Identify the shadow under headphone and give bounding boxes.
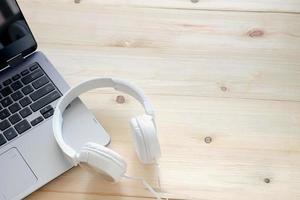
[53,78,161,182]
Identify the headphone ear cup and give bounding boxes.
[77,142,127,182]
[130,115,161,164]
[130,117,148,163]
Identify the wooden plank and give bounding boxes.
[27,93,300,199]
[17,1,300,200]
[18,2,300,101]
[18,0,300,13]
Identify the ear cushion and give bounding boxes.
[130,115,161,164]
[77,142,127,182]
[130,117,147,162]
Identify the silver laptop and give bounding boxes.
[0,1,110,199]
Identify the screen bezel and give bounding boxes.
[0,0,37,69]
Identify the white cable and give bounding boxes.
[123,174,165,200]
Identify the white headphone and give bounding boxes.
[52,78,161,182]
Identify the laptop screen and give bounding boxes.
[0,0,37,70]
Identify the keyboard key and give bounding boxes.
[12,74,21,81]
[11,81,23,91]
[0,134,6,146]
[21,69,30,76]
[19,107,32,118]
[21,69,43,84]
[0,109,10,120]
[30,91,61,112]
[0,87,12,97]
[1,97,13,107]
[3,128,17,141]
[9,113,21,124]
[40,105,53,115]
[3,79,11,86]
[30,83,55,101]
[0,120,10,131]
[15,120,31,134]
[21,85,34,95]
[8,103,21,114]
[30,64,39,71]
[31,116,44,126]
[43,109,54,119]
[11,91,24,101]
[19,97,32,107]
[32,76,49,89]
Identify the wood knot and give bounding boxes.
[191,0,199,3]
[116,95,125,104]
[74,0,81,3]
[220,86,228,92]
[248,29,264,38]
[264,178,271,184]
[204,137,212,144]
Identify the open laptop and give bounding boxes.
[0,1,111,199]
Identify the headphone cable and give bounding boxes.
[123,174,167,200]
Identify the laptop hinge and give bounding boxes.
[7,53,24,68]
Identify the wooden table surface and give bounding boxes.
[19,0,300,199]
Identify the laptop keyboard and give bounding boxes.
[0,63,61,147]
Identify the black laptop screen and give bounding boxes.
[0,0,37,69]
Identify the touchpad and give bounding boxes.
[0,148,37,200]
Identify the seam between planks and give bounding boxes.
[74,3,300,15]
[37,189,180,200]
[76,91,300,104]
[108,5,300,15]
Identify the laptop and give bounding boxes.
[0,1,111,199]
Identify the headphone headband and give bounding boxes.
[53,78,155,163]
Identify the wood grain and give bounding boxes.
[16,0,300,200]
[19,0,300,13]
[28,93,300,200]
[19,1,300,102]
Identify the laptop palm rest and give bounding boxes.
[0,148,37,200]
